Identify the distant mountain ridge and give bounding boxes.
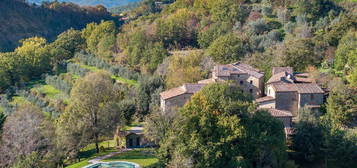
[27,0,142,8]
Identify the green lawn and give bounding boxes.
[10,96,30,106]
[80,64,100,72]
[65,140,117,168]
[103,148,159,168]
[78,63,138,86]
[111,75,138,86]
[35,85,61,98]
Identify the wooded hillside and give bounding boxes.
[0,0,114,52]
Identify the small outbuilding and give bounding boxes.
[119,127,152,149]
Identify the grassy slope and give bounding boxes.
[79,64,138,86]
[66,140,117,168]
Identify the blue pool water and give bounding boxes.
[84,162,138,168]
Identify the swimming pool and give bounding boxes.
[83,161,140,168]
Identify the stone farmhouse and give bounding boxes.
[160,63,325,136]
[256,67,324,116]
[160,62,265,114]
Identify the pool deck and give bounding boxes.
[84,149,140,168]
[83,161,140,168]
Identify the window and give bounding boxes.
[250,80,253,84]
[240,81,243,85]
[268,89,270,95]
[237,75,240,77]
[310,94,314,100]
[249,89,253,93]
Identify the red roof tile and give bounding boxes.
[271,83,324,94]
[272,67,293,75]
[261,108,293,117]
[160,83,206,100]
[213,62,264,78]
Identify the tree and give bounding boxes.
[144,110,175,145]
[136,75,164,119]
[326,83,357,129]
[198,21,232,48]
[116,99,136,124]
[334,30,357,86]
[141,42,169,73]
[56,71,124,155]
[292,107,324,163]
[165,50,208,88]
[279,38,318,71]
[156,8,198,48]
[0,104,53,167]
[206,33,246,63]
[334,30,357,70]
[82,21,117,60]
[49,29,85,67]
[10,152,42,168]
[15,37,52,77]
[209,0,241,23]
[157,83,287,167]
[242,110,287,168]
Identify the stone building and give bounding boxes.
[159,65,325,137]
[120,127,152,148]
[160,83,206,114]
[160,62,265,114]
[256,67,324,116]
[210,62,265,98]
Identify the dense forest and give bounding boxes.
[0,0,356,167]
[0,0,115,52]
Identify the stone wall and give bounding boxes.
[298,93,324,109]
[161,93,193,114]
[216,74,263,98]
[275,92,299,116]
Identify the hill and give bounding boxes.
[0,0,114,52]
[27,0,142,8]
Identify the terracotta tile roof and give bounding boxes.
[272,67,293,75]
[295,83,324,94]
[232,62,264,78]
[183,83,206,93]
[160,83,206,100]
[267,71,295,84]
[262,108,293,117]
[213,62,264,78]
[271,83,297,92]
[160,87,186,100]
[268,68,313,84]
[214,64,245,77]
[255,96,275,103]
[271,83,324,94]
